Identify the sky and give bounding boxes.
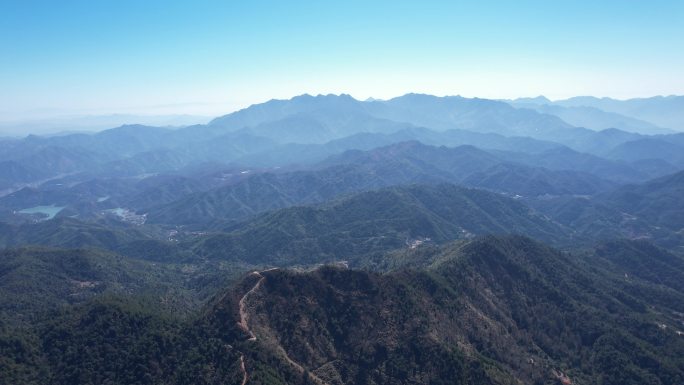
[1,0,683,120]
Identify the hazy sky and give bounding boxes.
[1,0,683,119]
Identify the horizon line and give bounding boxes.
[3,92,683,124]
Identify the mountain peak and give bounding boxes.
[512,95,551,104]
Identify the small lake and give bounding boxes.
[18,204,65,220]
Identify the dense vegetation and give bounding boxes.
[190,183,569,265]
[2,236,684,384]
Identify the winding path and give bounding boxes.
[238,271,264,341]
[236,268,328,385]
[234,271,264,385]
[239,354,248,385]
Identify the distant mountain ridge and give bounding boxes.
[509,94,684,132]
[510,103,673,135]
[2,93,684,194]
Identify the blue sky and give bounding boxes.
[1,0,683,118]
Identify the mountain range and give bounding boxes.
[3,93,684,194]
[2,92,684,384]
